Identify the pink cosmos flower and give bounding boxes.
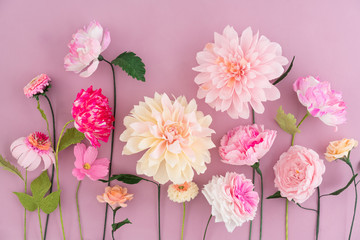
[293,76,346,130]
[64,20,111,77]
[202,172,259,232]
[10,132,55,171]
[72,86,114,148]
[23,74,51,98]
[219,124,276,166]
[72,143,109,181]
[193,26,288,119]
[274,145,325,203]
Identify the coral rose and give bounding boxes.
[325,138,358,162]
[97,185,133,209]
[274,145,325,203]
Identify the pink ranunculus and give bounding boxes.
[193,26,288,119]
[274,145,325,203]
[293,76,346,130]
[23,74,51,98]
[64,20,111,77]
[202,172,259,232]
[72,143,110,181]
[97,185,134,209]
[219,124,276,166]
[72,86,114,148]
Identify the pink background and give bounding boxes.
[1,0,359,239]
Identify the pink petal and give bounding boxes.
[101,30,111,52]
[74,143,86,168]
[79,60,99,78]
[86,165,109,180]
[84,146,99,165]
[72,168,85,181]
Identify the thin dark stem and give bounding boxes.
[252,108,255,124]
[255,167,263,240]
[348,161,357,240]
[296,203,317,212]
[316,187,320,240]
[158,184,161,240]
[76,181,84,240]
[203,214,212,240]
[249,167,255,240]
[112,210,116,240]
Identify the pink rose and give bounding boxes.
[219,124,276,166]
[274,145,325,203]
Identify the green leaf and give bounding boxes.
[273,56,295,85]
[13,192,37,211]
[30,171,51,201]
[275,106,300,135]
[112,52,146,82]
[267,191,284,199]
[37,99,50,139]
[0,155,24,181]
[39,190,61,214]
[58,127,85,152]
[112,218,132,232]
[324,174,358,196]
[103,174,146,184]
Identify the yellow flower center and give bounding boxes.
[83,163,91,170]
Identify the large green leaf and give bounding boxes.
[39,190,61,214]
[30,171,51,201]
[275,106,300,135]
[58,127,85,152]
[323,174,358,197]
[101,174,146,184]
[13,192,37,211]
[0,155,23,181]
[112,52,146,82]
[112,218,132,232]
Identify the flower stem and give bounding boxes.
[255,167,264,240]
[249,167,255,240]
[316,187,320,240]
[347,159,357,240]
[203,214,212,240]
[112,209,116,240]
[285,199,289,240]
[291,112,310,146]
[24,170,27,240]
[158,184,161,240]
[38,208,44,240]
[76,181,84,240]
[181,202,185,240]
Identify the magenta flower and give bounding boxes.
[23,74,51,98]
[193,26,288,119]
[72,86,114,147]
[219,124,276,166]
[293,76,346,130]
[64,20,111,77]
[72,143,109,181]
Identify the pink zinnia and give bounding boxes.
[72,86,114,148]
[193,26,288,119]
[64,20,111,77]
[23,74,51,98]
[219,124,276,166]
[72,143,110,181]
[293,76,346,130]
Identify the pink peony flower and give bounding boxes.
[72,143,110,181]
[293,76,346,130]
[72,86,114,148]
[274,145,325,203]
[97,185,134,209]
[23,74,51,98]
[10,132,55,171]
[64,20,111,77]
[193,26,288,119]
[202,172,259,232]
[219,124,276,166]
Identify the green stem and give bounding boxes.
[255,167,263,240]
[24,170,27,240]
[285,199,289,240]
[112,209,116,240]
[38,208,44,240]
[158,184,161,240]
[181,202,185,240]
[249,167,255,240]
[296,203,317,212]
[316,187,320,240]
[203,214,212,240]
[291,112,310,146]
[347,161,357,240]
[76,181,84,240]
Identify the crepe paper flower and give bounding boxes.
[10,132,55,171]
[274,145,325,203]
[193,25,288,119]
[64,20,111,77]
[293,76,346,131]
[202,172,259,232]
[23,74,51,98]
[219,124,276,166]
[168,182,199,203]
[325,138,358,162]
[72,86,114,148]
[120,93,215,184]
[97,185,134,209]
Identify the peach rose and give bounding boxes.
[325,138,358,162]
[97,185,133,209]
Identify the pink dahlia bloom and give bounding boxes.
[202,172,259,232]
[72,143,110,181]
[274,145,325,203]
[193,26,288,119]
[64,20,111,77]
[10,132,55,171]
[72,86,114,148]
[23,74,51,98]
[293,76,346,130]
[219,124,276,166]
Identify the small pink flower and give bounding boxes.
[274,145,325,203]
[64,20,111,77]
[97,185,134,209]
[193,26,288,119]
[23,74,51,98]
[219,124,276,166]
[72,86,114,148]
[10,132,55,171]
[293,76,346,130]
[72,143,109,181]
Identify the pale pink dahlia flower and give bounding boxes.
[274,145,325,203]
[120,93,215,184]
[64,20,111,77]
[219,124,276,166]
[23,74,51,98]
[193,26,288,119]
[202,172,259,232]
[293,76,346,130]
[72,86,114,148]
[10,132,55,171]
[72,143,110,181]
